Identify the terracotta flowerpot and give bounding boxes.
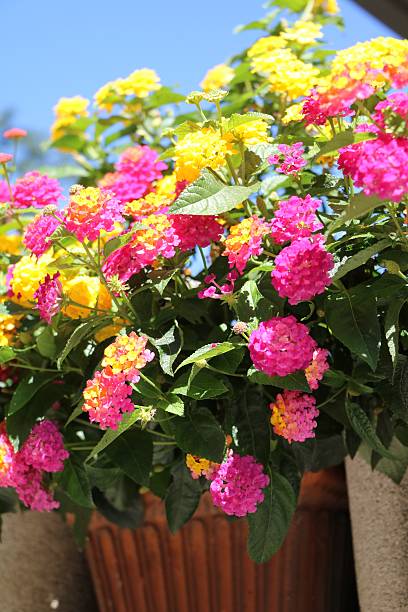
[86,465,358,612]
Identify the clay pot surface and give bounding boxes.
[87,465,358,612]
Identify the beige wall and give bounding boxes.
[0,511,97,612]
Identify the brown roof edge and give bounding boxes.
[354,0,408,37]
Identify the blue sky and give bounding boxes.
[3,0,395,133]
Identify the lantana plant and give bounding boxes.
[0,0,408,563]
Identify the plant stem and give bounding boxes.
[198,246,209,273]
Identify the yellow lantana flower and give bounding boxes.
[281,20,323,46]
[200,64,234,92]
[174,127,234,182]
[0,314,20,347]
[62,276,111,319]
[9,254,53,308]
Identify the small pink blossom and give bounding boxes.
[20,420,69,473]
[13,171,62,209]
[23,213,61,257]
[305,348,330,390]
[0,153,13,164]
[3,128,27,139]
[249,315,317,377]
[270,195,323,244]
[64,186,124,242]
[34,273,63,323]
[270,390,319,443]
[82,367,135,429]
[271,234,334,305]
[210,450,269,517]
[198,270,237,300]
[170,214,222,251]
[268,142,307,175]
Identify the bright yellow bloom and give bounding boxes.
[102,331,153,380]
[247,35,286,59]
[155,173,178,199]
[282,103,304,124]
[174,127,234,182]
[200,64,234,92]
[116,68,161,98]
[9,254,52,307]
[281,20,323,46]
[1,235,21,255]
[186,454,218,480]
[94,79,123,112]
[62,276,111,319]
[251,48,319,99]
[226,118,270,146]
[331,37,408,83]
[314,0,339,15]
[51,96,89,142]
[125,192,170,217]
[0,314,20,346]
[94,321,126,343]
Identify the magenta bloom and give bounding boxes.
[302,81,374,126]
[100,145,167,204]
[23,213,61,257]
[249,315,316,377]
[82,367,135,429]
[270,195,323,244]
[210,450,269,517]
[0,179,11,203]
[372,93,408,134]
[13,171,62,209]
[34,273,63,323]
[338,134,408,202]
[20,420,69,473]
[268,142,307,175]
[198,270,238,300]
[270,390,319,443]
[271,234,333,305]
[170,214,222,251]
[64,186,124,242]
[305,348,330,390]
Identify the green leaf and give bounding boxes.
[56,317,110,369]
[269,0,308,11]
[87,409,144,459]
[103,223,147,258]
[325,290,380,370]
[235,280,276,321]
[345,399,395,460]
[92,488,144,529]
[36,327,57,359]
[8,372,58,415]
[223,112,273,133]
[0,346,15,365]
[329,193,385,232]
[385,298,406,378]
[317,129,354,156]
[59,457,94,509]
[157,393,185,416]
[174,406,225,462]
[236,388,270,464]
[50,134,85,151]
[144,86,185,109]
[36,164,88,179]
[176,341,237,371]
[172,369,228,400]
[106,429,153,486]
[247,367,310,392]
[168,170,259,216]
[165,462,201,533]
[332,238,392,282]
[247,472,296,563]
[150,323,183,376]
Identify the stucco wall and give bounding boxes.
[0,511,97,612]
[346,455,408,612]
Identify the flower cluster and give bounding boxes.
[102,331,154,382]
[186,454,219,480]
[51,95,89,142]
[305,348,330,390]
[7,253,53,307]
[170,214,222,251]
[95,68,161,111]
[210,451,269,517]
[61,276,111,319]
[23,212,61,258]
[174,127,233,182]
[200,64,234,91]
[0,421,68,511]
[0,313,20,346]
[271,234,334,305]
[34,273,63,323]
[270,391,319,443]
[270,195,323,244]
[12,172,62,209]
[223,216,270,274]
[64,186,124,242]
[248,316,316,377]
[268,142,307,175]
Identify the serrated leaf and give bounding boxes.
[56,317,110,369]
[247,367,310,392]
[106,429,153,486]
[317,129,354,156]
[0,346,15,365]
[247,472,296,563]
[172,369,228,400]
[87,409,144,459]
[165,462,201,533]
[8,372,58,415]
[150,322,183,376]
[329,193,385,233]
[59,457,94,509]
[223,112,273,133]
[385,298,406,378]
[236,388,270,464]
[173,406,225,462]
[157,393,185,416]
[169,170,259,215]
[332,238,392,281]
[325,290,380,371]
[345,399,395,459]
[36,327,57,359]
[144,86,185,109]
[176,341,237,371]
